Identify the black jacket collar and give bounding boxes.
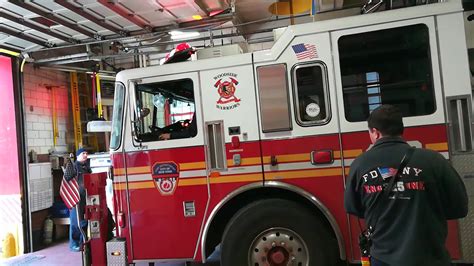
[373,136,407,148]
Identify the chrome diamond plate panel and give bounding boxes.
[451,153,474,262]
[106,238,127,266]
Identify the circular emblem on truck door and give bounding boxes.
[157,177,177,195]
[305,103,320,117]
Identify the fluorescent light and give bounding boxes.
[169,31,200,40]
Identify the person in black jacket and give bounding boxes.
[159,112,197,140]
[344,105,468,266]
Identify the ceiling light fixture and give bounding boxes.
[169,31,200,40]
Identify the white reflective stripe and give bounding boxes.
[113,174,151,183]
[127,174,151,182]
[114,160,345,183]
[220,165,262,176]
[113,151,451,184]
[263,160,342,172]
[114,175,126,183]
[344,159,355,167]
[114,171,207,183]
[180,169,207,178]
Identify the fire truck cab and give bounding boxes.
[105,1,474,264]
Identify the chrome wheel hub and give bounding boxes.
[248,227,309,266]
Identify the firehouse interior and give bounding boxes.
[0,0,473,265]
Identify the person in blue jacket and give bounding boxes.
[68,148,91,252]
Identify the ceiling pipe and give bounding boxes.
[39,65,116,75]
[33,52,91,64]
[108,28,274,50]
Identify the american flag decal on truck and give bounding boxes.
[292,43,318,60]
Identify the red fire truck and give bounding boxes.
[92,1,474,265]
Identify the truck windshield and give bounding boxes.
[110,82,125,150]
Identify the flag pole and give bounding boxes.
[76,206,87,246]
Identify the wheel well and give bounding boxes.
[204,186,340,259]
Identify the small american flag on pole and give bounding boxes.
[60,177,80,209]
[292,43,318,60]
[60,158,80,209]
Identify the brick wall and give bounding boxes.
[23,65,71,155]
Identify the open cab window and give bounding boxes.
[134,78,197,142]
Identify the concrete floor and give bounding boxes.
[0,241,218,266]
[1,241,81,266]
[4,242,472,266]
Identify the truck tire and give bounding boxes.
[220,199,340,266]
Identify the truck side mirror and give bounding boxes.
[131,108,149,145]
[87,121,112,132]
[139,107,150,118]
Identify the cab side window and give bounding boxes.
[338,24,436,121]
[257,64,292,132]
[292,63,330,126]
[135,78,196,142]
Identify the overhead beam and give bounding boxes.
[193,0,230,15]
[8,0,100,40]
[0,25,54,47]
[0,9,76,43]
[154,1,179,19]
[97,0,149,30]
[149,13,233,35]
[0,44,22,53]
[54,0,128,36]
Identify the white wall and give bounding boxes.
[23,65,70,154]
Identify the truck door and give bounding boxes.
[331,17,464,262]
[435,12,473,263]
[199,54,263,203]
[123,72,207,260]
[254,32,348,260]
